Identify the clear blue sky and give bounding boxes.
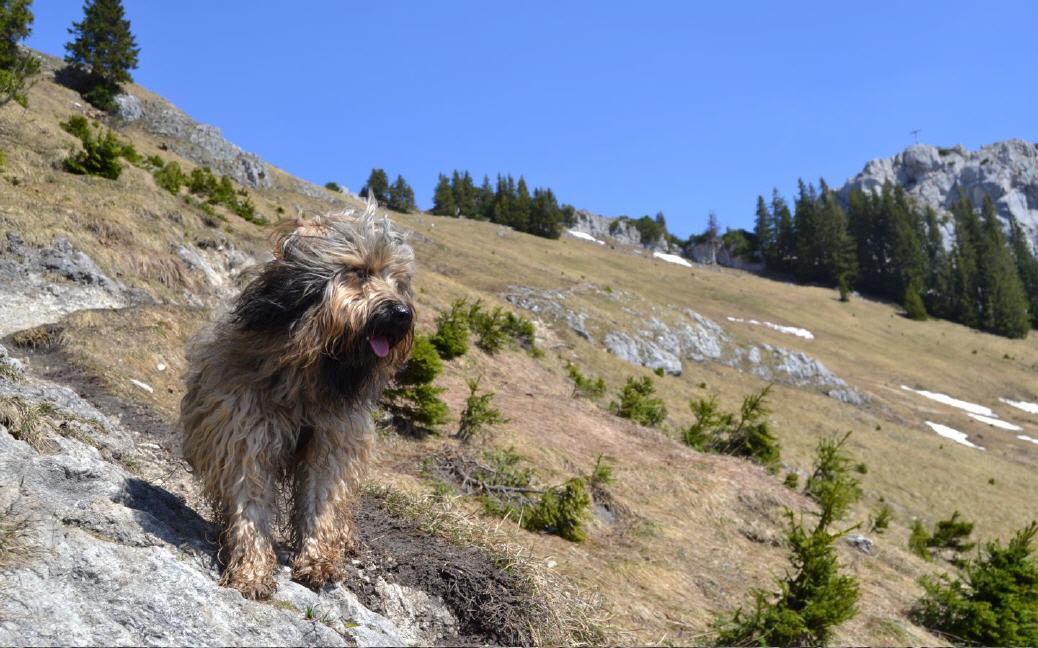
[25,1,1038,238]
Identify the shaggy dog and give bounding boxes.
[180,200,415,599]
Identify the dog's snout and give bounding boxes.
[389,303,412,325]
[375,302,413,337]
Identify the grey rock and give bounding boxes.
[839,140,1038,249]
[113,93,143,122]
[845,534,875,555]
[567,209,672,251]
[113,92,271,189]
[39,237,120,291]
[0,233,128,337]
[295,180,351,206]
[604,331,683,375]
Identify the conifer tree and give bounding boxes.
[386,174,416,213]
[476,175,494,220]
[0,0,40,109]
[978,196,1030,338]
[359,168,389,205]
[430,173,456,216]
[755,195,776,265]
[1008,218,1038,328]
[64,0,139,111]
[772,189,796,273]
[922,207,955,319]
[528,187,563,239]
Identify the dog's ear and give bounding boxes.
[232,262,326,332]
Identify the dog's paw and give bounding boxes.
[291,555,342,590]
[221,570,278,600]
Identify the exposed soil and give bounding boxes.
[348,495,541,647]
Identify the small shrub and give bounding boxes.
[119,140,142,165]
[682,387,781,472]
[324,181,342,192]
[566,363,606,400]
[712,511,859,646]
[430,299,470,359]
[928,511,975,555]
[784,472,800,489]
[382,336,449,434]
[909,520,932,560]
[60,115,91,140]
[653,366,665,377]
[524,478,591,542]
[610,376,666,427]
[904,285,928,321]
[805,432,862,524]
[456,377,507,443]
[870,504,892,533]
[588,454,614,488]
[911,521,1038,647]
[153,161,185,194]
[60,117,122,180]
[502,311,539,354]
[145,154,164,168]
[468,300,508,354]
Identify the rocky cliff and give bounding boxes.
[839,140,1038,244]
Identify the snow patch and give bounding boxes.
[566,229,605,245]
[901,386,994,417]
[727,316,814,340]
[1017,435,1038,445]
[653,252,693,268]
[999,398,1038,415]
[925,421,984,450]
[968,413,1022,431]
[129,379,154,394]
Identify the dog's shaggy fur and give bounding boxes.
[180,200,415,599]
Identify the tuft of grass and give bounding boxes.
[0,397,58,453]
[0,496,32,570]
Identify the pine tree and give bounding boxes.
[755,195,776,265]
[430,173,456,216]
[386,174,416,213]
[476,175,494,220]
[772,189,796,274]
[904,284,928,321]
[458,170,477,216]
[359,168,389,205]
[528,187,563,239]
[64,0,139,111]
[1008,217,1038,328]
[922,207,955,319]
[0,0,40,109]
[978,195,1030,338]
[951,193,982,328]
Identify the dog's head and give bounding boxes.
[232,198,416,378]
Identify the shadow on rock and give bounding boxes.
[115,477,217,557]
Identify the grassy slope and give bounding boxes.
[3,64,1037,644]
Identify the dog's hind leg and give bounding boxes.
[290,410,373,589]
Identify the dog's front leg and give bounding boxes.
[216,420,281,600]
[291,412,373,589]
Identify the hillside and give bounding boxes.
[1,53,1037,646]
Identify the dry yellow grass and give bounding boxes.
[2,64,1036,645]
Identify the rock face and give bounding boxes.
[567,209,671,250]
[0,233,129,337]
[114,92,272,189]
[839,140,1038,245]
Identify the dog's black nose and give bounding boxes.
[389,303,412,326]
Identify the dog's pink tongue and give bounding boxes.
[368,335,390,358]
